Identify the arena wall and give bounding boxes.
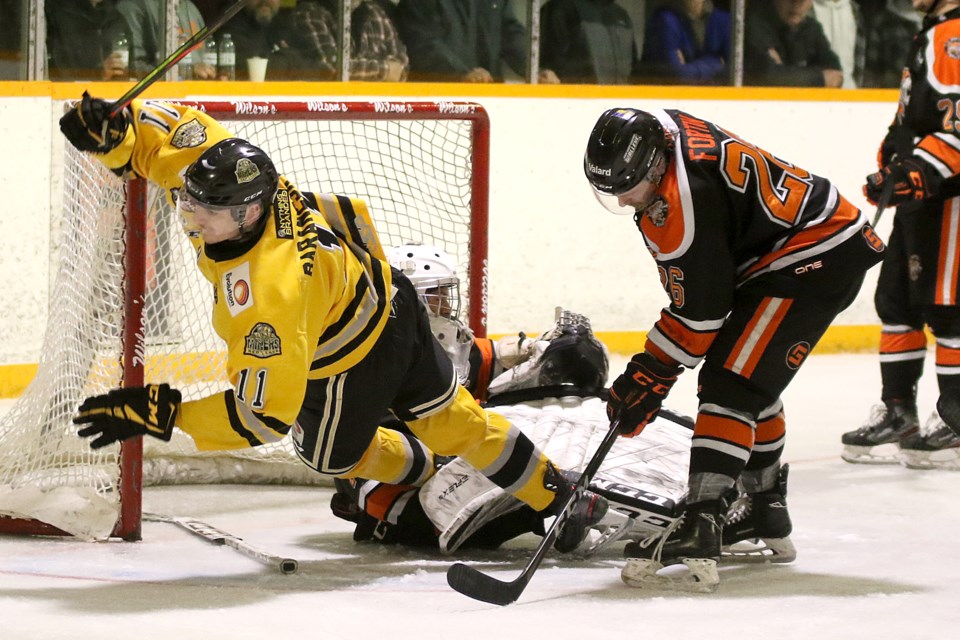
[0,82,899,394]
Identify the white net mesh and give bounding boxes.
[0,101,487,539]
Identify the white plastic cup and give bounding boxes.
[246,57,268,82]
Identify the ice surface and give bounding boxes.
[1,354,958,640]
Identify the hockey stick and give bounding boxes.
[143,512,299,574]
[446,415,623,605]
[871,181,894,227]
[107,0,252,119]
[936,391,960,438]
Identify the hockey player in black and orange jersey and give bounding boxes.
[842,0,960,469]
[58,94,607,553]
[584,108,885,591]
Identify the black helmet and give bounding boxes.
[183,138,279,208]
[537,324,609,394]
[584,108,669,196]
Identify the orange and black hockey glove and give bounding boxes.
[606,352,682,438]
[59,91,129,153]
[864,157,941,207]
[73,384,180,449]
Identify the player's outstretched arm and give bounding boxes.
[59,91,129,154]
[73,384,181,449]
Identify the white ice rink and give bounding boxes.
[2,353,959,640]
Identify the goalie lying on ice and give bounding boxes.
[331,254,796,589]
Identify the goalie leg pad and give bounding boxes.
[620,557,720,593]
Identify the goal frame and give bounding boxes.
[0,100,490,541]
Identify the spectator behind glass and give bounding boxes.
[117,0,217,80]
[811,0,865,87]
[396,0,557,83]
[221,0,327,80]
[296,0,409,81]
[744,0,844,87]
[539,0,640,85]
[641,0,732,85]
[862,0,923,88]
[47,0,129,81]
[0,0,23,79]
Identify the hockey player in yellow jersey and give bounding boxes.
[60,93,606,548]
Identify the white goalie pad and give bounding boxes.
[419,396,691,554]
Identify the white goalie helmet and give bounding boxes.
[388,243,473,381]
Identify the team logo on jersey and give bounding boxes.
[947,38,960,60]
[861,225,885,253]
[909,254,922,281]
[170,119,207,149]
[222,262,253,316]
[274,189,293,239]
[244,322,281,358]
[235,158,261,184]
[786,342,810,370]
[643,197,669,227]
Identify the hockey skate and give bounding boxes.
[621,499,724,593]
[722,464,796,563]
[841,401,919,464]
[545,465,609,553]
[899,412,960,470]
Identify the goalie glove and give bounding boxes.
[59,91,129,153]
[607,352,681,438]
[73,384,181,449]
[864,157,941,207]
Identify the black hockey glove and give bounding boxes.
[606,352,681,438]
[73,384,181,449]
[59,91,129,153]
[864,157,941,207]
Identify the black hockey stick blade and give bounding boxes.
[937,391,960,438]
[871,181,894,227]
[108,0,252,118]
[446,416,623,605]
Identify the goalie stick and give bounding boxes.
[446,415,623,606]
[107,0,252,119]
[144,513,299,575]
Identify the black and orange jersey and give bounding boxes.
[94,100,392,451]
[640,109,869,370]
[465,337,497,401]
[887,8,960,189]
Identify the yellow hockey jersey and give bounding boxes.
[98,100,392,451]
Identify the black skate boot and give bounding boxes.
[722,464,796,563]
[841,400,918,464]
[543,464,609,553]
[899,412,960,470]
[620,499,725,592]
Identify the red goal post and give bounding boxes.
[0,100,490,541]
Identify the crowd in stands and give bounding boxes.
[0,0,927,88]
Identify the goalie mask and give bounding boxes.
[584,108,671,215]
[537,311,609,393]
[178,138,279,244]
[388,243,473,380]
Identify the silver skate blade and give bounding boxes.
[899,449,960,470]
[841,444,902,465]
[722,536,797,563]
[621,557,719,593]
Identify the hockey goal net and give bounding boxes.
[0,100,489,541]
